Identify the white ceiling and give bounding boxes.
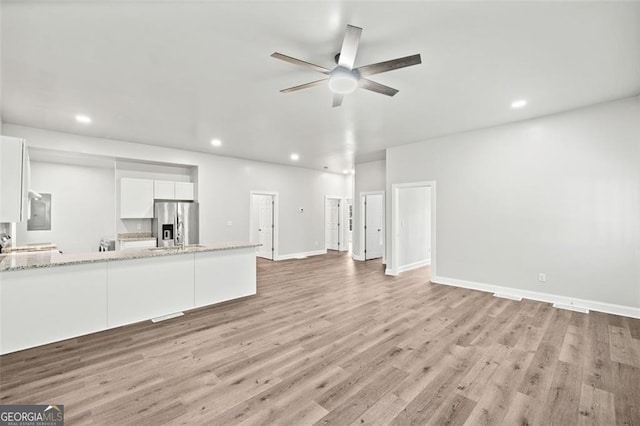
[2,1,639,173]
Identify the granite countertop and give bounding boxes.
[2,243,58,253]
[0,242,260,272]
[117,232,156,241]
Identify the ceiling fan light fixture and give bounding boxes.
[329,68,358,94]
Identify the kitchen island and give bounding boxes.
[0,242,259,354]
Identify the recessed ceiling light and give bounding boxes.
[75,114,92,124]
[511,99,527,109]
[342,170,349,174]
[290,153,300,161]
[210,138,222,147]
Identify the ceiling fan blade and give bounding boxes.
[356,54,422,78]
[359,79,399,97]
[337,25,362,69]
[332,94,344,108]
[271,52,330,74]
[280,78,328,93]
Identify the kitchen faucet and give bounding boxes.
[0,233,11,253]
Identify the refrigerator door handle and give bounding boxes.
[176,220,184,244]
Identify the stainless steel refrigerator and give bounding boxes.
[153,202,199,247]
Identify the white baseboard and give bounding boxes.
[385,268,398,276]
[276,250,327,261]
[431,275,640,319]
[397,259,431,273]
[352,253,365,261]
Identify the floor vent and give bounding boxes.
[493,293,523,301]
[552,303,589,314]
[151,312,184,323]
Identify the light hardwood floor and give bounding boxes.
[1,251,639,425]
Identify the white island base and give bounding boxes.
[0,244,256,355]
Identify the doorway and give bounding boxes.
[390,181,436,276]
[250,191,278,260]
[325,197,342,251]
[362,192,384,261]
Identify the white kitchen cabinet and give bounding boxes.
[175,182,194,200]
[154,180,175,200]
[120,178,154,218]
[194,247,256,307]
[118,239,157,250]
[0,263,108,354]
[153,180,194,201]
[107,254,195,327]
[0,136,30,223]
[1,244,258,354]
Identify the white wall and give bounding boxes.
[386,96,640,313]
[352,160,385,259]
[16,161,116,253]
[4,125,351,258]
[0,2,3,136]
[398,186,431,270]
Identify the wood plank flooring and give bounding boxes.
[1,251,639,425]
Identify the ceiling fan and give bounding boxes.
[271,24,422,107]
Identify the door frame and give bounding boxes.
[324,195,344,251]
[360,191,385,262]
[249,191,279,260]
[388,181,436,277]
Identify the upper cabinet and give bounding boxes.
[153,180,194,201]
[174,182,194,201]
[120,178,154,218]
[153,180,175,200]
[121,178,195,218]
[0,136,30,223]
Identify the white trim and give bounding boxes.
[432,275,640,319]
[397,259,431,273]
[352,253,365,261]
[360,191,385,262]
[385,268,397,276]
[275,249,327,261]
[249,190,279,261]
[390,181,437,277]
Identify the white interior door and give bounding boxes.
[253,194,274,260]
[365,194,384,260]
[325,198,341,251]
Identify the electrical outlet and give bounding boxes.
[136,223,142,231]
[226,220,233,227]
[538,273,546,282]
